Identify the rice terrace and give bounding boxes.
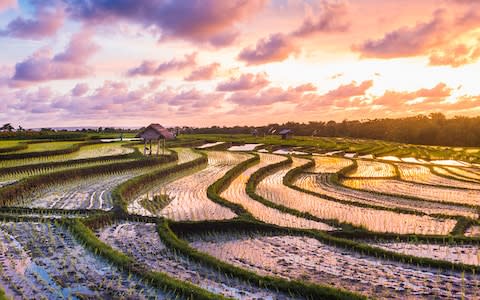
[2,0,480,299]
[0,124,478,299]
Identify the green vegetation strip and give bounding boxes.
[168,219,480,274]
[245,155,358,230]
[112,149,208,214]
[0,140,100,160]
[288,157,443,217]
[0,287,8,300]
[158,219,367,300]
[288,156,478,235]
[429,165,480,184]
[0,153,177,207]
[206,153,258,217]
[0,142,28,153]
[337,175,479,210]
[65,218,226,300]
[0,144,139,177]
[0,206,105,216]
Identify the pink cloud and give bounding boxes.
[353,10,447,58]
[0,0,15,12]
[216,72,270,91]
[294,83,317,92]
[227,83,315,106]
[373,83,452,107]
[71,83,89,96]
[11,29,99,83]
[127,52,196,76]
[208,30,240,48]
[185,63,220,81]
[238,1,350,66]
[66,0,266,47]
[298,80,373,110]
[238,33,298,65]
[54,29,99,63]
[148,79,163,90]
[324,80,373,99]
[292,1,350,37]
[0,6,65,39]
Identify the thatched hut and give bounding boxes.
[136,123,175,156]
[278,129,293,140]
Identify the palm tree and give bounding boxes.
[1,123,14,132]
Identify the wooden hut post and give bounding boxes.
[144,139,147,155]
[149,140,152,155]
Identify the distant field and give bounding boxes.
[179,134,480,162]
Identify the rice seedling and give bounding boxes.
[294,173,478,218]
[465,225,480,237]
[346,159,397,178]
[342,177,480,207]
[256,157,456,234]
[309,156,353,173]
[0,142,135,169]
[187,231,480,299]
[0,222,173,299]
[196,142,226,149]
[10,141,84,154]
[227,144,263,151]
[441,166,480,182]
[1,154,178,209]
[97,222,294,299]
[1,137,479,299]
[397,163,480,189]
[159,151,251,221]
[221,153,334,230]
[368,242,480,266]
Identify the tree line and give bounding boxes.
[182,113,480,147]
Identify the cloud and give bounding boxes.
[354,7,480,65]
[429,43,480,67]
[127,52,196,76]
[324,80,373,100]
[238,33,298,65]
[0,5,65,39]
[54,29,99,63]
[216,72,270,91]
[353,10,447,58]
[0,0,15,12]
[372,83,452,108]
[292,1,349,37]
[298,80,373,110]
[185,63,220,81]
[227,83,316,106]
[294,83,317,92]
[148,78,163,90]
[448,0,480,4]
[64,0,266,47]
[11,29,99,83]
[71,83,89,96]
[238,1,350,65]
[208,30,240,48]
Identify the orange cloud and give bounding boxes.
[127,53,197,76]
[429,43,480,67]
[373,83,452,108]
[217,72,270,91]
[185,63,220,81]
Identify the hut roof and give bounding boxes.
[136,123,175,140]
[278,129,293,135]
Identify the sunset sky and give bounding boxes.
[0,0,479,128]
